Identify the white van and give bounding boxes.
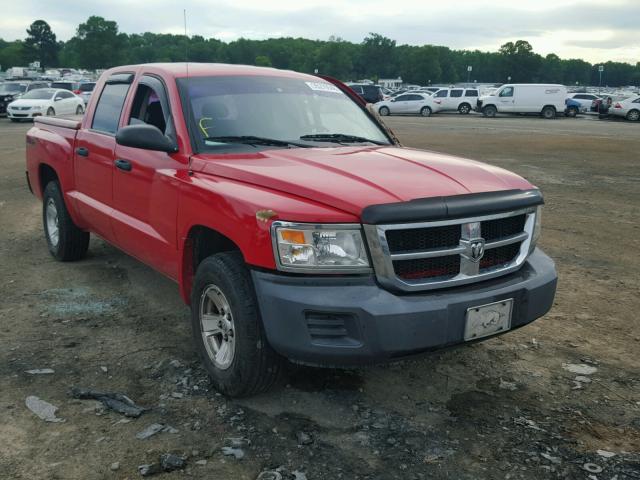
[476,84,567,119]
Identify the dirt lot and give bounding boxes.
[1,114,638,480]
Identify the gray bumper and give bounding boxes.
[251,248,557,367]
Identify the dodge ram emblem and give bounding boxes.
[469,239,485,262]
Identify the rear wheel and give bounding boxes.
[75,105,84,115]
[378,106,390,116]
[191,252,284,397]
[541,106,556,119]
[46,107,55,116]
[420,106,432,117]
[566,106,578,117]
[42,181,90,261]
[626,109,640,121]
[482,105,497,118]
[458,103,471,114]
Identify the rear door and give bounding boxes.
[447,89,464,110]
[72,73,133,241]
[111,75,182,278]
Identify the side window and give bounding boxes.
[450,89,463,98]
[465,90,478,97]
[395,95,410,101]
[58,91,73,99]
[128,79,168,134]
[435,90,448,98]
[633,98,640,104]
[351,86,363,94]
[92,83,131,134]
[499,87,514,97]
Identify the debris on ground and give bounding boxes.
[499,378,518,391]
[296,431,313,445]
[256,472,283,480]
[110,462,120,471]
[583,463,603,473]
[25,395,64,422]
[221,446,245,460]
[596,449,616,458]
[25,368,55,375]
[70,387,148,417]
[136,423,179,439]
[562,363,598,375]
[138,454,186,476]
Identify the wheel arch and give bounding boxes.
[180,225,242,305]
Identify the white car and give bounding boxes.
[610,96,640,121]
[376,93,435,117]
[567,92,600,112]
[431,88,479,114]
[7,88,84,122]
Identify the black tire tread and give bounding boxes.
[43,181,89,261]
[191,252,284,397]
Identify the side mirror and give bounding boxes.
[116,124,177,153]
[54,97,62,101]
[390,98,396,102]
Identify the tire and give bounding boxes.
[541,106,556,119]
[458,103,471,114]
[378,106,390,116]
[420,106,431,117]
[626,109,640,122]
[42,181,90,261]
[190,252,284,397]
[566,106,578,118]
[482,105,497,118]
[46,107,55,116]
[75,105,84,115]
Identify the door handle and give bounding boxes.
[76,147,89,157]
[114,159,132,172]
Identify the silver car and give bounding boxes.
[376,93,435,117]
[610,96,640,121]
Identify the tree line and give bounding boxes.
[2,17,639,87]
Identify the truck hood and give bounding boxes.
[192,146,534,217]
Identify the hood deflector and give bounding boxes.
[361,189,543,224]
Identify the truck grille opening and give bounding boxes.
[367,208,536,291]
[393,255,460,280]
[386,225,460,253]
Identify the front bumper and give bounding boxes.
[252,248,557,366]
[7,110,40,119]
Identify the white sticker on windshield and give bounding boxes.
[305,81,342,93]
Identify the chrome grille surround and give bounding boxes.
[363,207,537,292]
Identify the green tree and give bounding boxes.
[75,16,123,69]
[499,40,542,82]
[25,20,58,69]
[357,33,396,79]
[255,55,272,67]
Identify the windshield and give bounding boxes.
[178,75,390,152]
[0,83,26,94]
[21,89,55,100]
[79,83,95,92]
[51,82,73,90]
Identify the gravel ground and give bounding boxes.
[0,113,638,479]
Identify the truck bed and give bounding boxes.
[34,115,83,130]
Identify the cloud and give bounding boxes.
[2,0,638,63]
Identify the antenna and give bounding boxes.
[184,9,194,175]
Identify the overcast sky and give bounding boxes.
[2,0,639,64]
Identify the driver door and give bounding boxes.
[111,75,182,278]
[391,94,411,113]
[498,87,515,112]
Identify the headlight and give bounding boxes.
[272,222,370,273]
[529,206,542,254]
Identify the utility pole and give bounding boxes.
[598,65,604,95]
[467,66,472,84]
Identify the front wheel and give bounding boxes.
[378,106,390,116]
[191,252,284,397]
[420,106,432,117]
[46,107,55,116]
[76,105,84,115]
[482,105,497,118]
[42,181,90,261]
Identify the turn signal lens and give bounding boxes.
[280,229,306,244]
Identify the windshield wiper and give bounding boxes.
[203,135,310,148]
[299,133,387,145]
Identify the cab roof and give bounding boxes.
[103,63,318,81]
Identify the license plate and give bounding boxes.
[464,299,513,341]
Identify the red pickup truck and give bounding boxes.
[26,63,557,396]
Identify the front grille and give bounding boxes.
[394,255,460,280]
[481,214,525,241]
[366,208,536,292]
[386,224,460,253]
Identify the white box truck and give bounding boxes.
[476,84,567,119]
